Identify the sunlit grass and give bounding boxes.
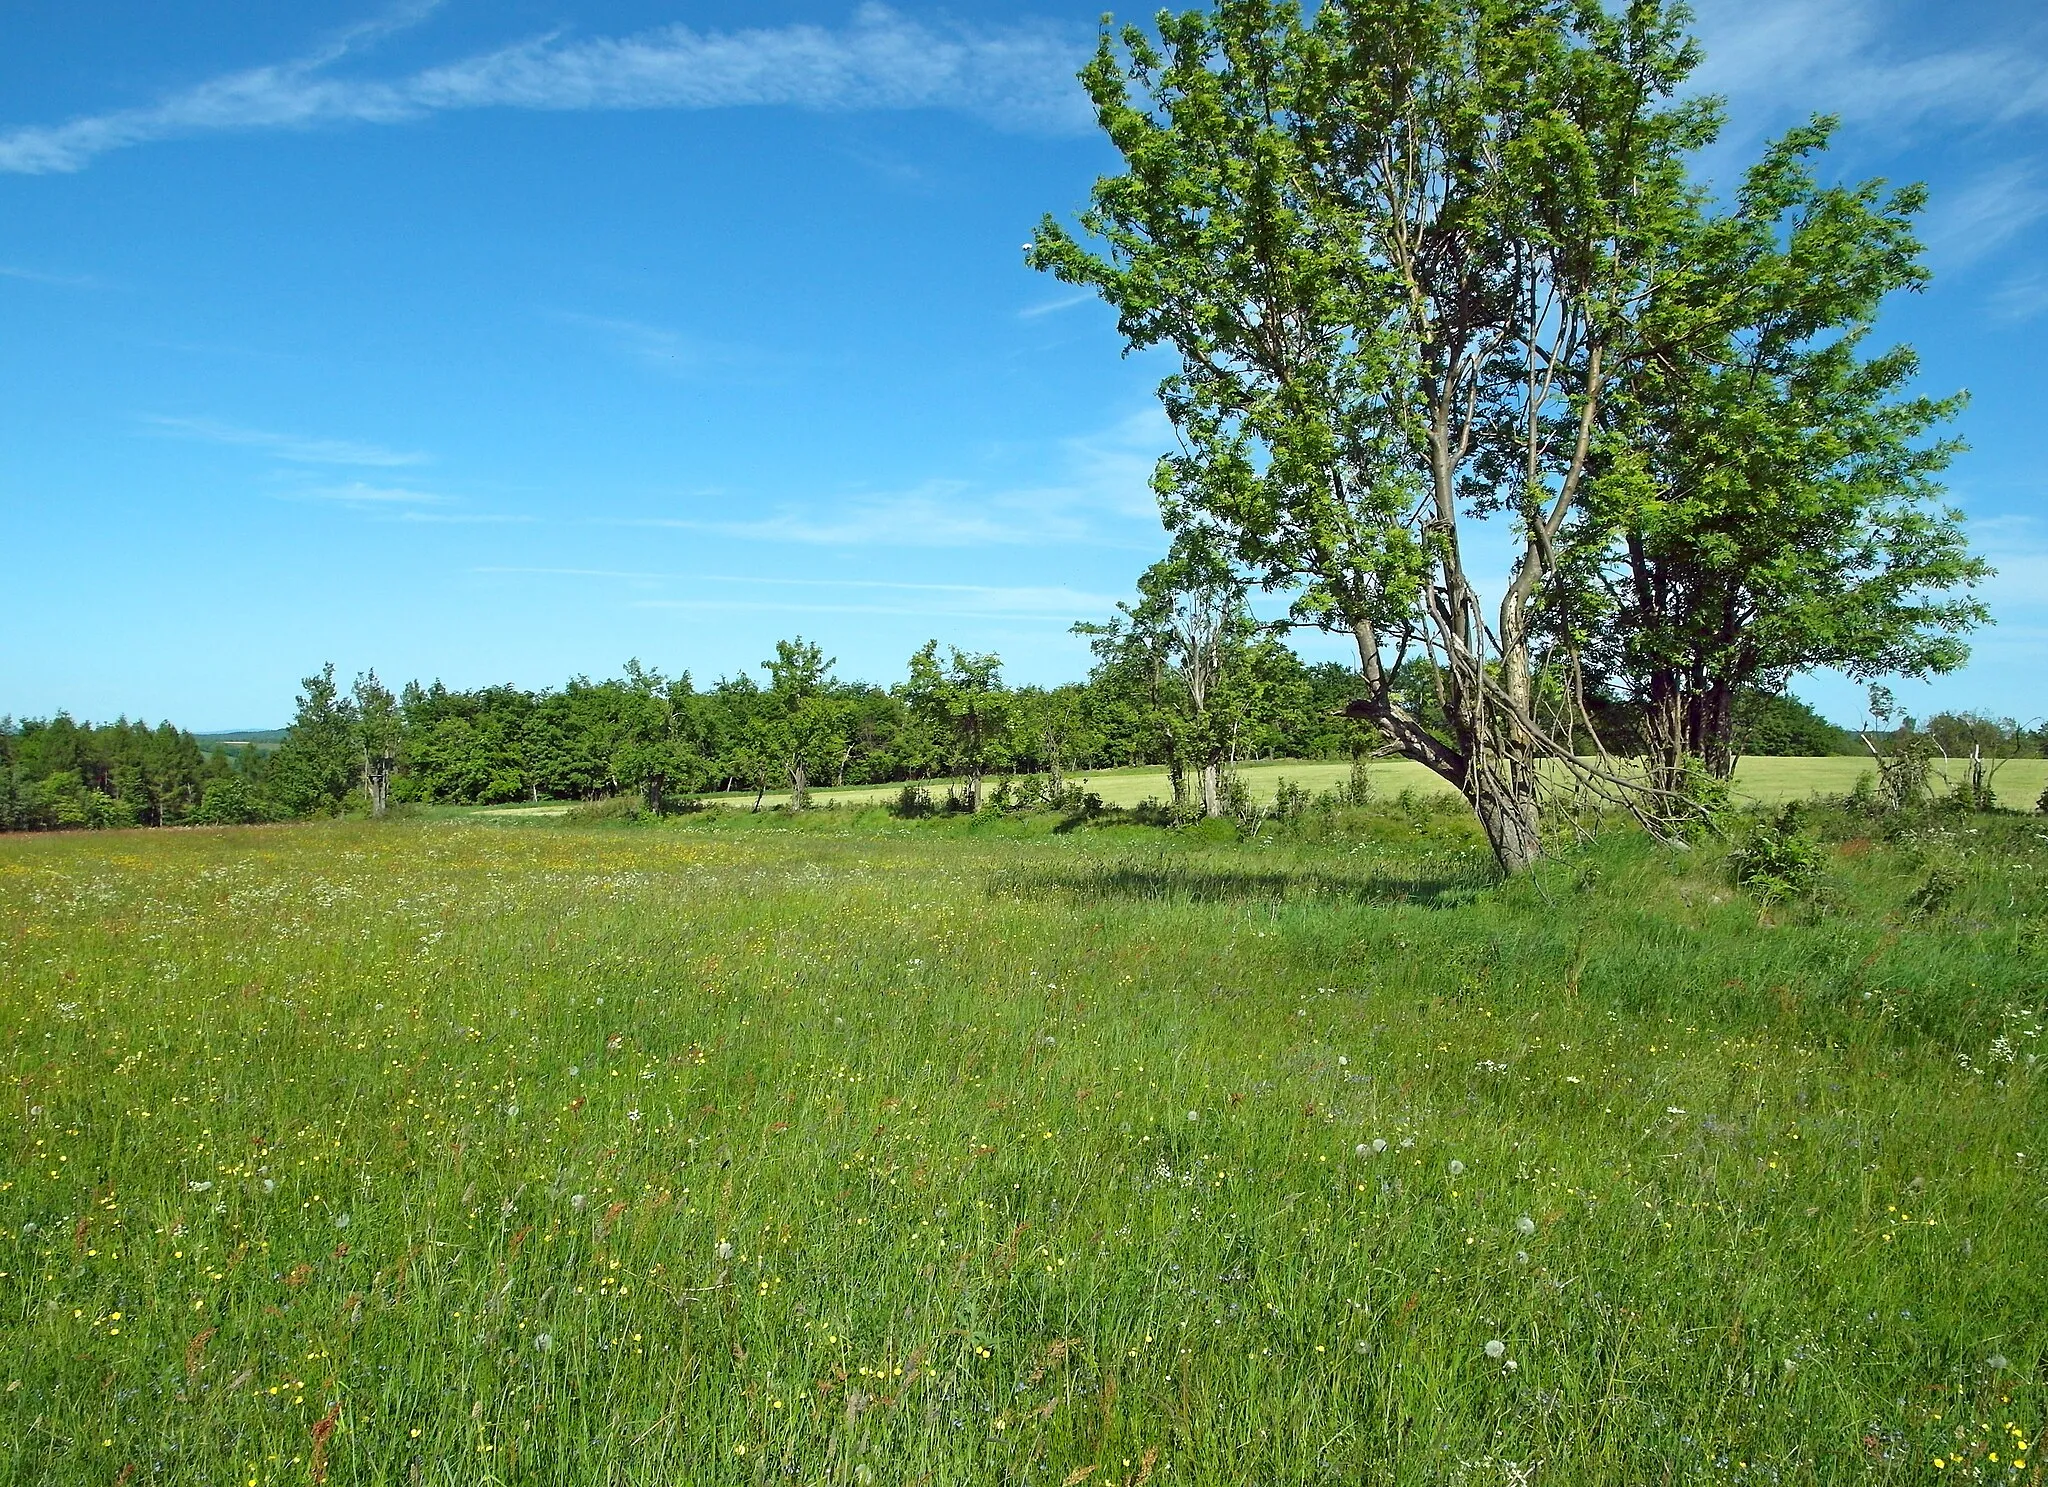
[1,808,2041,1484]
[464,756,2048,817]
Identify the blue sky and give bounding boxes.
[1,0,2042,730]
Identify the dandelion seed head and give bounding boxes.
[716,1240,735,1262]
[1485,1339,1506,1360]
[1516,1215,1536,1236]
[1448,1160,1466,1177]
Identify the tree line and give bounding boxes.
[3,631,1901,830]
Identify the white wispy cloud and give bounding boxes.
[143,414,429,468]
[0,4,1090,175]
[1925,161,2048,268]
[1018,290,1096,320]
[621,409,1170,549]
[479,566,1116,614]
[1990,271,2048,322]
[1690,0,2048,138]
[0,263,103,288]
[291,481,451,505]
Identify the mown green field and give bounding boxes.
[2,805,2043,1484]
[467,756,2047,818]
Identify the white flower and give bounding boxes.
[1484,1339,1506,1360]
[571,1194,586,1211]
[534,1333,552,1352]
[1516,1215,1536,1236]
[627,1109,641,1123]
[1337,1056,1349,1067]
[1448,1160,1466,1178]
[187,1180,213,1193]
[716,1240,734,1262]
[261,1179,276,1194]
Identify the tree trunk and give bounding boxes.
[1167,756,1188,817]
[1643,679,1687,797]
[965,766,984,813]
[1471,769,1544,875]
[1198,761,1221,819]
[788,758,810,811]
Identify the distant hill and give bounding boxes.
[194,728,288,752]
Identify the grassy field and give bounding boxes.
[2,804,2043,1484]
[467,756,2048,818]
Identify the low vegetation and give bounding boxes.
[2,796,2041,1484]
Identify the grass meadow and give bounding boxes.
[2,798,2044,1484]
[477,756,2048,818]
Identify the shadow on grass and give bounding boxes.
[995,861,1498,909]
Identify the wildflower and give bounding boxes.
[627,1109,641,1123]
[1516,1216,1536,1236]
[716,1240,734,1262]
[1484,1340,1506,1361]
[570,1194,586,1211]
[533,1334,552,1352]
[1448,1160,1466,1177]
[1338,1056,1349,1067]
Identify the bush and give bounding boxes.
[893,785,934,818]
[189,776,269,826]
[1730,809,1828,905]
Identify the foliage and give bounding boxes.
[1032,0,1716,872]
[1728,807,1828,904]
[1582,121,1986,783]
[0,713,225,830]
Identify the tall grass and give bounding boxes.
[0,807,2041,1484]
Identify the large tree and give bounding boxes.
[1577,120,1987,784]
[1032,0,1712,871]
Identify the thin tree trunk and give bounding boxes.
[1198,760,1221,818]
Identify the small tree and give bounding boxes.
[901,642,1011,812]
[268,665,360,817]
[353,671,402,817]
[1077,528,1271,818]
[762,639,844,811]
[614,660,702,814]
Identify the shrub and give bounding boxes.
[1730,810,1828,905]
